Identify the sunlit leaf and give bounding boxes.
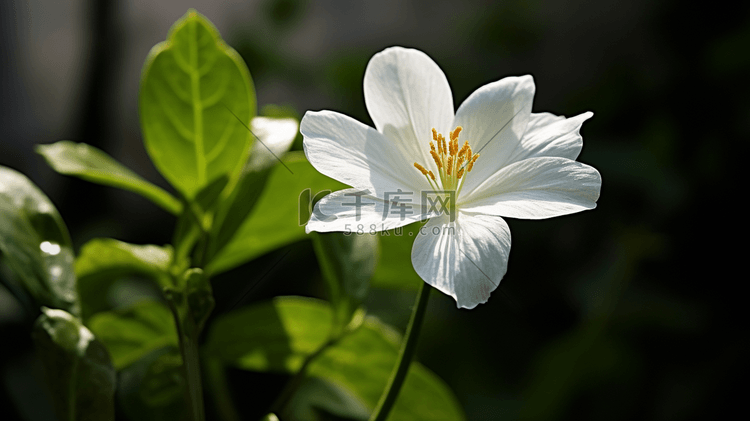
[87,301,178,370]
[206,115,299,262]
[0,166,79,315]
[76,238,173,319]
[32,307,115,421]
[207,152,345,275]
[204,296,466,420]
[140,9,256,198]
[36,141,181,215]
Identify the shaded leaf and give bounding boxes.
[0,166,79,315]
[118,347,186,421]
[36,141,181,215]
[370,224,423,290]
[140,9,256,198]
[87,301,178,370]
[32,307,115,421]
[313,232,377,330]
[286,377,370,421]
[205,297,466,420]
[207,152,345,275]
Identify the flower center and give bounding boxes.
[413,126,479,195]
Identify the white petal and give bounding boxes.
[504,111,593,164]
[452,75,535,198]
[247,117,299,171]
[363,47,454,174]
[301,110,427,199]
[411,212,511,309]
[306,189,431,234]
[461,157,601,219]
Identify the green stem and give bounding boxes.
[166,295,206,421]
[369,282,431,421]
[182,329,205,421]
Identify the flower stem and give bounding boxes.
[369,282,431,421]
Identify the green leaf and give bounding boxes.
[207,164,272,262]
[207,152,345,275]
[117,347,186,421]
[313,232,377,330]
[32,307,116,421]
[35,141,181,215]
[140,9,256,199]
[0,166,79,315]
[76,238,173,319]
[205,297,466,420]
[370,224,423,290]
[87,301,178,370]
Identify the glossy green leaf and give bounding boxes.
[204,297,466,420]
[0,166,79,315]
[32,307,115,421]
[35,141,181,215]
[370,223,423,290]
[313,232,377,330]
[87,301,178,370]
[207,152,345,275]
[140,9,256,198]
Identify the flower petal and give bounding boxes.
[364,47,454,173]
[247,117,299,171]
[452,75,535,198]
[504,111,593,164]
[411,212,511,309]
[301,110,427,199]
[460,156,601,219]
[306,188,431,234]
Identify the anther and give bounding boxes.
[450,126,463,142]
[430,150,442,169]
[467,154,479,172]
[414,163,429,176]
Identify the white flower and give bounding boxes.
[301,47,601,309]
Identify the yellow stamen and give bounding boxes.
[414,126,479,192]
[458,141,469,159]
[430,150,442,169]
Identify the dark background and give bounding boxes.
[1,0,746,420]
